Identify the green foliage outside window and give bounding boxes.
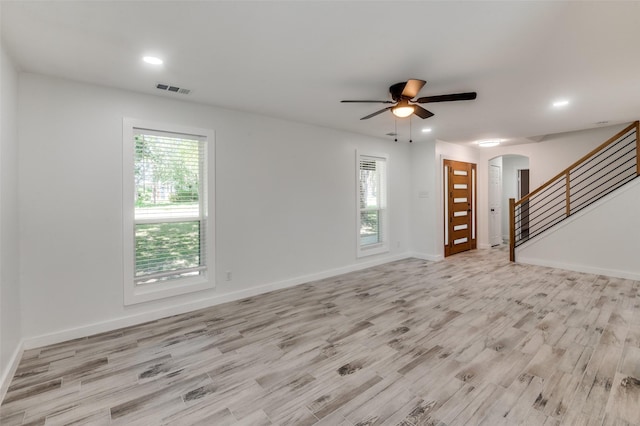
[134,133,204,280]
[135,221,200,277]
[134,135,200,208]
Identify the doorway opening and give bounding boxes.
[487,155,529,246]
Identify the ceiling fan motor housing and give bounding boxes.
[390,82,409,101]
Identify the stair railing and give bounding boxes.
[509,121,639,261]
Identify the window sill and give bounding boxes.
[124,274,215,305]
[357,243,389,258]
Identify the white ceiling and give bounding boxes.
[2,1,639,146]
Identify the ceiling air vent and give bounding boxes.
[156,83,191,95]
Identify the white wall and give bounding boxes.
[409,139,439,259]
[0,44,22,394]
[517,178,640,280]
[18,73,413,345]
[531,124,631,187]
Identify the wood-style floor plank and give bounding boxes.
[1,246,639,425]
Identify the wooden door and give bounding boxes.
[444,160,477,256]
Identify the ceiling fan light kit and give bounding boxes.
[341,79,477,121]
[392,100,415,118]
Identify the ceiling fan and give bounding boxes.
[341,79,477,120]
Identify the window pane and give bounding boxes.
[135,221,201,277]
[360,210,380,246]
[134,134,201,218]
[359,164,380,209]
[133,131,206,284]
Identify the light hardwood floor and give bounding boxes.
[2,247,639,425]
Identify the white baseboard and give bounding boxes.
[517,256,640,281]
[410,252,444,262]
[23,252,414,350]
[0,339,24,403]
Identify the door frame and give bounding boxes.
[443,159,477,257]
[488,163,502,247]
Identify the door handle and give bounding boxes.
[491,208,495,212]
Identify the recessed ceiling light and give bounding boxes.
[553,100,569,107]
[477,139,502,148]
[143,56,163,65]
[421,128,432,133]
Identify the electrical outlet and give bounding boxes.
[225,271,232,281]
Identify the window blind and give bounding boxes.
[358,155,386,247]
[133,129,207,284]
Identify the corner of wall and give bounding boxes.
[0,42,23,403]
[0,339,23,404]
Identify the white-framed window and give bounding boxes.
[123,118,214,305]
[356,151,388,257]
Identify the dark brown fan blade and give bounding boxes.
[341,100,395,103]
[401,79,426,99]
[416,92,477,103]
[413,105,434,119]
[361,106,392,120]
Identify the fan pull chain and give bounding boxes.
[409,116,413,143]
[394,119,398,142]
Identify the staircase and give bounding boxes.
[509,121,639,262]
